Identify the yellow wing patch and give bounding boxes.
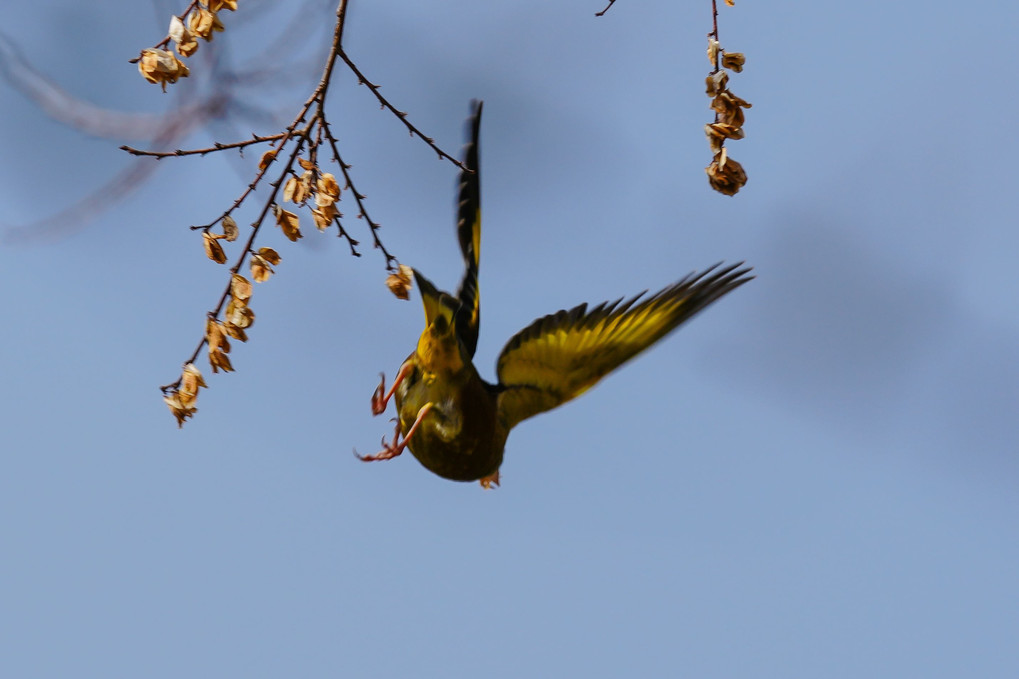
[495,262,752,430]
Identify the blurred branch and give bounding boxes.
[0,31,196,140]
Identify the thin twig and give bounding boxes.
[161,129,313,391]
[321,121,395,268]
[121,132,286,157]
[709,0,720,71]
[131,0,203,57]
[337,50,469,171]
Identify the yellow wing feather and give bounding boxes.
[495,262,753,430]
[454,101,483,358]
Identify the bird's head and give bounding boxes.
[413,269,466,377]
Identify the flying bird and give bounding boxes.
[358,100,753,487]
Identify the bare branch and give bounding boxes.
[121,132,286,158]
[337,50,469,171]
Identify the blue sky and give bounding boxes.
[2,1,1017,676]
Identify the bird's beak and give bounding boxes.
[413,269,442,327]
[412,269,464,372]
[413,269,458,331]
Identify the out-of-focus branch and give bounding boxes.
[0,32,198,140]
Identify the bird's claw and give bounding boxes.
[370,362,413,416]
[371,372,388,416]
[356,402,433,465]
[355,421,407,462]
[479,471,500,489]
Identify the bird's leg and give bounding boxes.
[371,362,413,416]
[479,470,500,489]
[355,402,434,462]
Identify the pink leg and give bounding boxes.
[355,402,433,462]
[371,361,414,416]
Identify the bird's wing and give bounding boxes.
[454,100,483,358]
[495,262,753,430]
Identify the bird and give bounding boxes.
[357,100,753,488]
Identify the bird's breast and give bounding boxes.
[394,364,505,482]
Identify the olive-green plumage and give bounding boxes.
[360,100,753,487]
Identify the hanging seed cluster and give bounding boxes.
[704,12,751,196]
